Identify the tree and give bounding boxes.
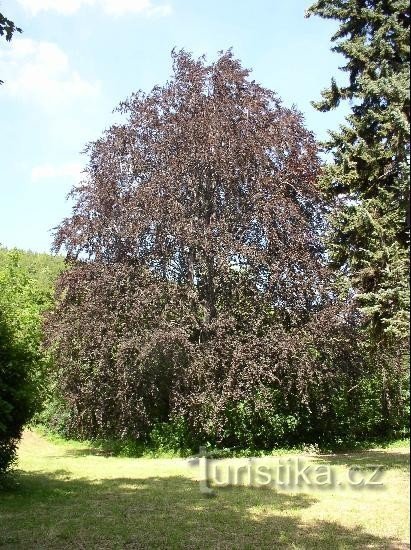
[47,51,400,448]
[306,0,410,344]
[0,252,47,475]
[0,247,65,302]
[0,12,22,84]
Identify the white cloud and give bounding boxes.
[31,162,84,183]
[0,38,99,107]
[17,0,172,16]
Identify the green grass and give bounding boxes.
[0,431,409,549]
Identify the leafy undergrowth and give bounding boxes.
[34,422,410,459]
[0,430,409,549]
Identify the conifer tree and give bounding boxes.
[306,0,410,343]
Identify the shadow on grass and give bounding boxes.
[53,442,181,459]
[60,447,116,458]
[314,450,410,472]
[57,442,410,473]
[0,468,408,549]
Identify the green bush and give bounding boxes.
[0,311,35,473]
[34,389,72,439]
[148,417,195,455]
[0,251,50,474]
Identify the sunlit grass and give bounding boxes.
[0,431,409,549]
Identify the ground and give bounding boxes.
[0,431,409,549]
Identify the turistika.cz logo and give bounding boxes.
[187,448,385,495]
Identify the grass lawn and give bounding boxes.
[0,431,409,549]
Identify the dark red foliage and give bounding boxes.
[46,51,368,445]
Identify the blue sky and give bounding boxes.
[0,0,348,253]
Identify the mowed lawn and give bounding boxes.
[0,431,409,549]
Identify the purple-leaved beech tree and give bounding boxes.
[46,51,379,447]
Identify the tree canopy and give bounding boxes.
[44,50,397,448]
[55,50,328,327]
[306,0,410,343]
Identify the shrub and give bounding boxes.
[0,251,48,474]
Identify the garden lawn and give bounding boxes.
[0,431,409,549]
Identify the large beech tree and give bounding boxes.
[47,51,402,446]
